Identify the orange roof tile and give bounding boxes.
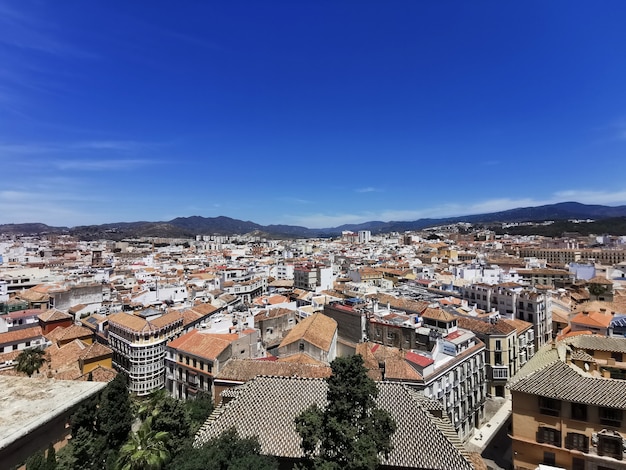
[279,313,337,352]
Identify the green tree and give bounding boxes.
[16,347,46,377]
[116,417,170,470]
[46,443,57,470]
[97,373,132,450]
[185,391,214,433]
[25,449,46,470]
[69,427,106,470]
[295,355,396,470]
[150,396,192,458]
[166,428,277,470]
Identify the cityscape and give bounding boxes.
[2,215,626,469]
[2,1,626,470]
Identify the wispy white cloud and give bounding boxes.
[284,190,626,228]
[56,159,152,171]
[355,187,382,193]
[0,139,156,156]
[276,197,312,204]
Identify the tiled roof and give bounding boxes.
[563,334,626,354]
[384,357,423,381]
[215,358,331,382]
[510,359,626,409]
[0,326,44,345]
[570,311,612,328]
[78,365,117,382]
[279,313,337,352]
[421,307,456,322]
[79,341,113,361]
[194,376,473,470]
[276,353,326,366]
[37,308,72,322]
[457,317,516,336]
[499,318,532,335]
[45,324,91,345]
[167,329,238,360]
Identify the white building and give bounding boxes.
[107,310,183,396]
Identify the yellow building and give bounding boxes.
[509,337,626,470]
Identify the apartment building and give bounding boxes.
[513,248,626,267]
[294,264,333,292]
[165,328,262,400]
[461,283,552,350]
[456,316,518,398]
[361,306,487,442]
[510,337,626,470]
[107,310,183,396]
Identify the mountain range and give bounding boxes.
[2,202,626,240]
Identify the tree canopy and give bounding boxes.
[295,355,396,470]
[16,347,46,377]
[166,428,277,470]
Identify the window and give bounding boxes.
[537,427,561,447]
[571,402,587,421]
[600,407,623,427]
[612,352,623,362]
[495,340,502,351]
[539,397,561,417]
[543,451,556,466]
[565,432,589,452]
[572,457,585,470]
[598,434,623,460]
[494,352,503,366]
[299,342,304,351]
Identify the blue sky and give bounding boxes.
[1,1,626,228]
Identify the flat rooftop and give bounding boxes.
[0,376,106,452]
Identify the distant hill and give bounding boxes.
[2,201,626,239]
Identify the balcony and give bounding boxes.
[491,366,509,380]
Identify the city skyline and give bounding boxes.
[2,1,626,228]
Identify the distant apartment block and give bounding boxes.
[460,283,551,350]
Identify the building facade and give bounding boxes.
[107,311,183,396]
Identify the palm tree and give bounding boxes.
[15,347,46,377]
[116,417,170,470]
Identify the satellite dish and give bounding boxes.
[584,363,590,371]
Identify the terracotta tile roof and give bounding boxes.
[45,324,92,344]
[276,353,326,366]
[0,326,44,345]
[150,311,183,328]
[457,317,516,336]
[588,275,613,285]
[195,377,473,470]
[278,313,337,352]
[499,318,533,335]
[37,308,72,322]
[385,356,423,381]
[47,339,86,377]
[570,311,612,328]
[510,347,626,409]
[215,358,331,382]
[77,365,117,382]
[421,307,456,322]
[108,312,151,332]
[254,307,296,321]
[167,329,238,360]
[79,341,113,361]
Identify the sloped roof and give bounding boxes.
[279,313,337,352]
[215,358,331,382]
[0,326,44,345]
[37,308,72,323]
[194,376,474,470]
[167,329,238,361]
